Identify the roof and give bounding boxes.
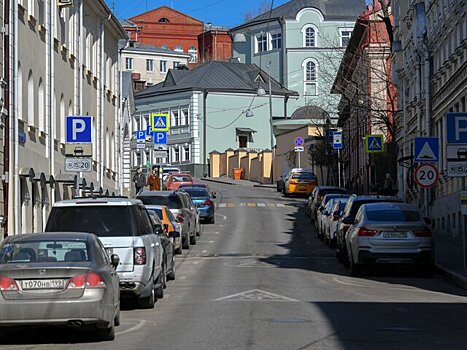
[5,232,97,242]
[124,43,190,57]
[291,105,330,119]
[362,202,421,211]
[233,0,366,30]
[135,61,298,99]
[53,198,141,207]
[137,190,178,197]
[119,19,137,28]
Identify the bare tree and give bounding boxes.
[243,0,272,22]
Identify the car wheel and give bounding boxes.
[138,281,155,309]
[167,255,176,281]
[155,265,165,299]
[175,241,183,254]
[190,231,197,245]
[349,251,362,277]
[209,216,215,224]
[341,246,350,268]
[96,319,115,341]
[182,236,190,249]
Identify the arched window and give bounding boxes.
[27,71,34,127]
[18,64,23,120]
[188,46,198,63]
[302,25,317,47]
[38,79,45,133]
[303,60,318,96]
[174,46,184,53]
[159,18,169,23]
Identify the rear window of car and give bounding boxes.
[171,175,192,182]
[0,240,89,264]
[366,209,421,222]
[292,173,314,180]
[349,200,399,218]
[138,195,183,209]
[46,206,132,237]
[318,188,347,197]
[147,208,163,219]
[181,188,209,197]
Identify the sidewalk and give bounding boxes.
[434,233,467,289]
[200,176,276,188]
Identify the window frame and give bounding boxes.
[270,30,282,50]
[146,59,154,72]
[339,28,352,47]
[303,59,318,96]
[160,60,168,73]
[255,32,268,53]
[302,24,318,48]
[125,57,133,70]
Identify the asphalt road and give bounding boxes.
[1,182,467,349]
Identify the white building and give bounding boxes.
[392,0,466,236]
[7,0,126,235]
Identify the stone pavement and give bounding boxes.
[434,232,467,289]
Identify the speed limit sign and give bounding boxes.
[414,163,439,188]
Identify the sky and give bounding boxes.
[107,0,289,28]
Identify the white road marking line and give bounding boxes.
[215,289,299,302]
[218,203,227,208]
[202,250,208,253]
[215,213,227,220]
[276,203,286,208]
[198,240,215,243]
[178,275,187,280]
[116,320,147,336]
[240,203,246,207]
[257,203,266,207]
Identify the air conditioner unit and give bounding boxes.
[57,0,73,8]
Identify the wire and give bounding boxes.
[187,0,228,14]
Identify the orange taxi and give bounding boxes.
[145,205,183,254]
[284,172,317,197]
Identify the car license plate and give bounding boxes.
[21,279,65,290]
[382,232,408,239]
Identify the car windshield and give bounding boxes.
[181,189,210,198]
[171,175,192,182]
[292,173,314,180]
[366,209,421,222]
[46,207,132,237]
[138,195,183,209]
[0,240,89,264]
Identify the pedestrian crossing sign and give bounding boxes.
[365,135,384,153]
[151,113,170,132]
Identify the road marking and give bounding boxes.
[257,203,266,207]
[239,203,246,207]
[215,289,299,302]
[202,250,208,253]
[218,203,227,208]
[116,320,147,336]
[227,203,236,208]
[276,203,286,208]
[215,213,227,221]
[267,203,276,207]
[198,240,215,243]
[247,203,256,207]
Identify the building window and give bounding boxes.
[174,61,180,68]
[125,57,133,70]
[161,44,169,50]
[173,147,180,162]
[184,146,190,162]
[256,33,268,53]
[182,107,189,125]
[188,46,198,63]
[304,27,316,47]
[171,109,180,127]
[159,18,169,23]
[160,60,167,73]
[174,46,184,53]
[146,59,154,72]
[304,60,317,96]
[238,135,248,148]
[340,30,352,47]
[271,32,282,50]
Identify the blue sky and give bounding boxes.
[107,0,289,28]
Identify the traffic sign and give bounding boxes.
[151,113,170,132]
[447,162,467,177]
[461,191,467,215]
[414,163,439,188]
[294,146,304,152]
[294,137,304,147]
[65,158,92,172]
[446,113,467,177]
[136,130,146,140]
[136,143,146,149]
[66,116,92,143]
[154,150,168,158]
[365,135,384,153]
[153,132,167,145]
[332,131,343,150]
[446,113,467,144]
[414,137,439,162]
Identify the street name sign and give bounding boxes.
[365,135,384,153]
[414,163,439,188]
[414,137,439,162]
[446,113,467,177]
[153,132,167,145]
[332,131,343,150]
[65,158,92,172]
[294,137,304,147]
[66,116,92,143]
[151,113,170,132]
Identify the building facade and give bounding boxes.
[392,0,466,236]
[0,0,5,236]
[6,0,126,235]
[198,25,232,63]
[121,43,190,91]
[332,2,396,194]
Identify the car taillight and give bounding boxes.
[134,247,146,265]
[202,199,213,206]
[68,273,105,289]
[289,180,298,185]
[0,276,18,291]
[414,228,431,237]
[357,227,378,236]
[176,213,185,224]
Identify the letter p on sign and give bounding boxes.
[66,116,92,143]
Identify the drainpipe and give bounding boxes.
[117,40,128,195]
[3,0,10,236]
[78,1,83,114]
[47,0,56,206]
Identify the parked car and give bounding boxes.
[345,202,433,276]
[166,173,194,191]
[283,172,317,197]
[308,186,348,223]
[315,194,351,238]
[0,232,120,340]
[335,195,403,267]
[277,168,313,193]
[137,191,198,249]
[324,198,349,248]
[180,186,216,224]
[162,167,181,182]
[177,191,202,237]
[45,197,165,309]
[145,205,183,254]
[146,210,178,282]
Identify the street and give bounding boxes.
[1,182,467,350]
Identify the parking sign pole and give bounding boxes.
[338,149,341,187]
[464,177,467,269]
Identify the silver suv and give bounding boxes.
[45,197,165,309]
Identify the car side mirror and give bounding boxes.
[153,224,164,235]
[342,216,353,225]
[169,231,181,238]
[424,217,432,225]
[110,254,120,268]
[163,223,169,232]
[212,192,217,199]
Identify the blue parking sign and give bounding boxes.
[66,116,92,143]
[136,130,146,140]
[153,132,167,145]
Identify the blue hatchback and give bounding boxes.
[179,187,216,224]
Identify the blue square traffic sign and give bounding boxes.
[66,116,92,143]
[136,130,146,140]
[151,113,170,132]
[153,132,167,145]
[414,137,439,162]
[447,113,467,144]
[365,135,384,153]
[332,131,343,150]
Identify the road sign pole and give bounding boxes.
[338,149,341,187]
[298,151,301,168]
[463,177,467,269]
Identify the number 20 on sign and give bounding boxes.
[414,163,439,188]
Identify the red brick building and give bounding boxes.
[122,6,232,67]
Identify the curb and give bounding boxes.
[435,263,467,290]
[253,184,276,189]
[200,178,236,185]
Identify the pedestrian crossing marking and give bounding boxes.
[267,203,276,208]
[218,203,296,209]
[227,203,236,208]
[247,203,256,207]
[276,203,286,208]
[240,203,246,207]
[218,203,227,208]
[257,203,266,207]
